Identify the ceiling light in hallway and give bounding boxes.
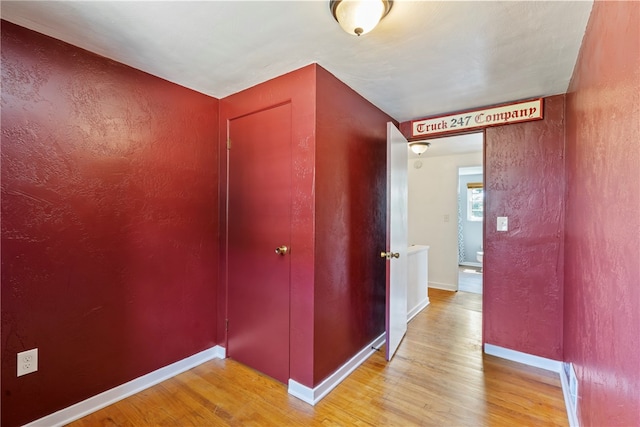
[409,141,431,155]
[330,0,393,36]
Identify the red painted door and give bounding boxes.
[227,103,292,383]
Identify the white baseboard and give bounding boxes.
[428,281,457,291]
[483,343,562,373]
[213,345,226,359]
[24,345,226,427]
[407,297,430,322]
[560,363,580,427]
[460,262,482,268]
[288,332,385,405]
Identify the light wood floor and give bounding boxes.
[69,290,568,426]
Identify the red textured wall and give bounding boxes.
[313,66,391,384]
[219,65,317,386]
[564,2,640,425]
[219,64,393,387]
[483,95,565,360]
[1,22,219,427]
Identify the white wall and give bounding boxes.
[408,152,483,290]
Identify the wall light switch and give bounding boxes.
[497,216,508,231]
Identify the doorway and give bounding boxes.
[226,102,292,384]
[457,166,483,294]
[407,132,483,293]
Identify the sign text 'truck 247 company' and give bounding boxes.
[411,98,543,138]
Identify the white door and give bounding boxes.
[384,122,409,361]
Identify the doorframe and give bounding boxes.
[223,103,294,384]
[456,164,485,294]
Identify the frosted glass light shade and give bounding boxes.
[330,0,392,36]
[409,142,430,155]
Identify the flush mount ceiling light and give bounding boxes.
[330,0,393,36]
[409,141,431,155]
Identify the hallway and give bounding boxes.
[69,290,567,426]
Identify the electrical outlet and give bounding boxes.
[17,348,38,377]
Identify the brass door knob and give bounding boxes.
[275,245,289,255]
[380,251,400,259]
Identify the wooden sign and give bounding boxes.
[411,98,544,138]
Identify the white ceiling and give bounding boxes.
[2,1,592,129]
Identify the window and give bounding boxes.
[467,182,483,221]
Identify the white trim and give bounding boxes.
[459,261,482,268]
[288,333,385,405]
[24,346,226,427]
[560,363,580,427]
[428,281,457,291]
[407,297,430,322]
[483,343,562,373]
[213,345,226,359]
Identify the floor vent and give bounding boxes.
[562,361,579,426]
[568,363,578,411]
